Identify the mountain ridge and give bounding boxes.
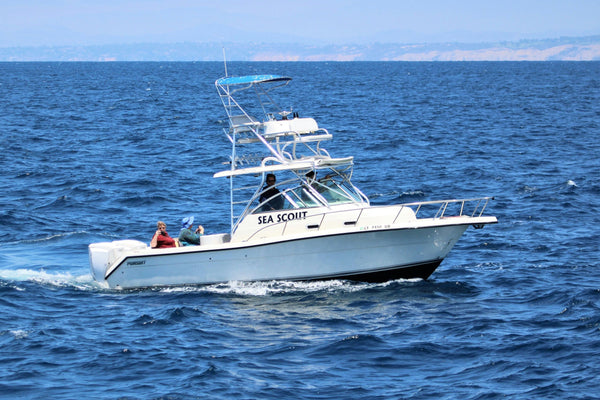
[2,35,599,61]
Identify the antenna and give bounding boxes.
[222,47,228,77]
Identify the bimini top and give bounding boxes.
[216,75,291,86]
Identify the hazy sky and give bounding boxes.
[1,0,599,47]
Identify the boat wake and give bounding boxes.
[0,268,103,291]
[0,266,422,295]
[160,277,423,296]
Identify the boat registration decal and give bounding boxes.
[360,224,391,231]
[258,211,308,225]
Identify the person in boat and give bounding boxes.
[259,173,284,211]
[305,170,334,191]
[150,221,178,248]
[178,216,204,246]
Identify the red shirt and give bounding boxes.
[155,232,176,248]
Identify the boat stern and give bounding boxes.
[88,240,148,283]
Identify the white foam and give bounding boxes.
[0,268,103,290]
[159,279,354,296]
[160,278,417,296]
[10,330,29,339]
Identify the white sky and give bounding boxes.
[1,0,599,47]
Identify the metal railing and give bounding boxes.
[402,197,494,219]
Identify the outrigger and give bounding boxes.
[88,74,496,289]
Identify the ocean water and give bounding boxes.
[1,61,599,399]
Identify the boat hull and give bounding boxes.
[99,224,469,289]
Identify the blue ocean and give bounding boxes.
[1,61,599,399]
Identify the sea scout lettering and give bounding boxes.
[258,211,308,224]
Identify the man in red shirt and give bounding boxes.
[150,221,177,248]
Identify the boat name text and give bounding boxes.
[127,260,146,266]
[258,211,308,224]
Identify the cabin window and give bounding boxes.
[251,175,363,214]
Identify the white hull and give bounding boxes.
[90,218,490,289]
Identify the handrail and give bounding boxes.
[404,197,494,219]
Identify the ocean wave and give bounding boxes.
[0,230,94,247]
[2,61,600,399]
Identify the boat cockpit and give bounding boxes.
[251,170,367,215]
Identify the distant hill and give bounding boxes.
[1,35,599,61]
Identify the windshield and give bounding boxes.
[253,174,364,214]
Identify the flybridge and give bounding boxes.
[214,74,360,231]
[214,73,342,168]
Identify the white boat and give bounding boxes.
[89,74,497,289]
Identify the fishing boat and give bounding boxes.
[89,73,497,289]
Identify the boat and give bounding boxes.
[88,73,497,289]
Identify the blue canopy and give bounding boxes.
[216,75,291,86]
